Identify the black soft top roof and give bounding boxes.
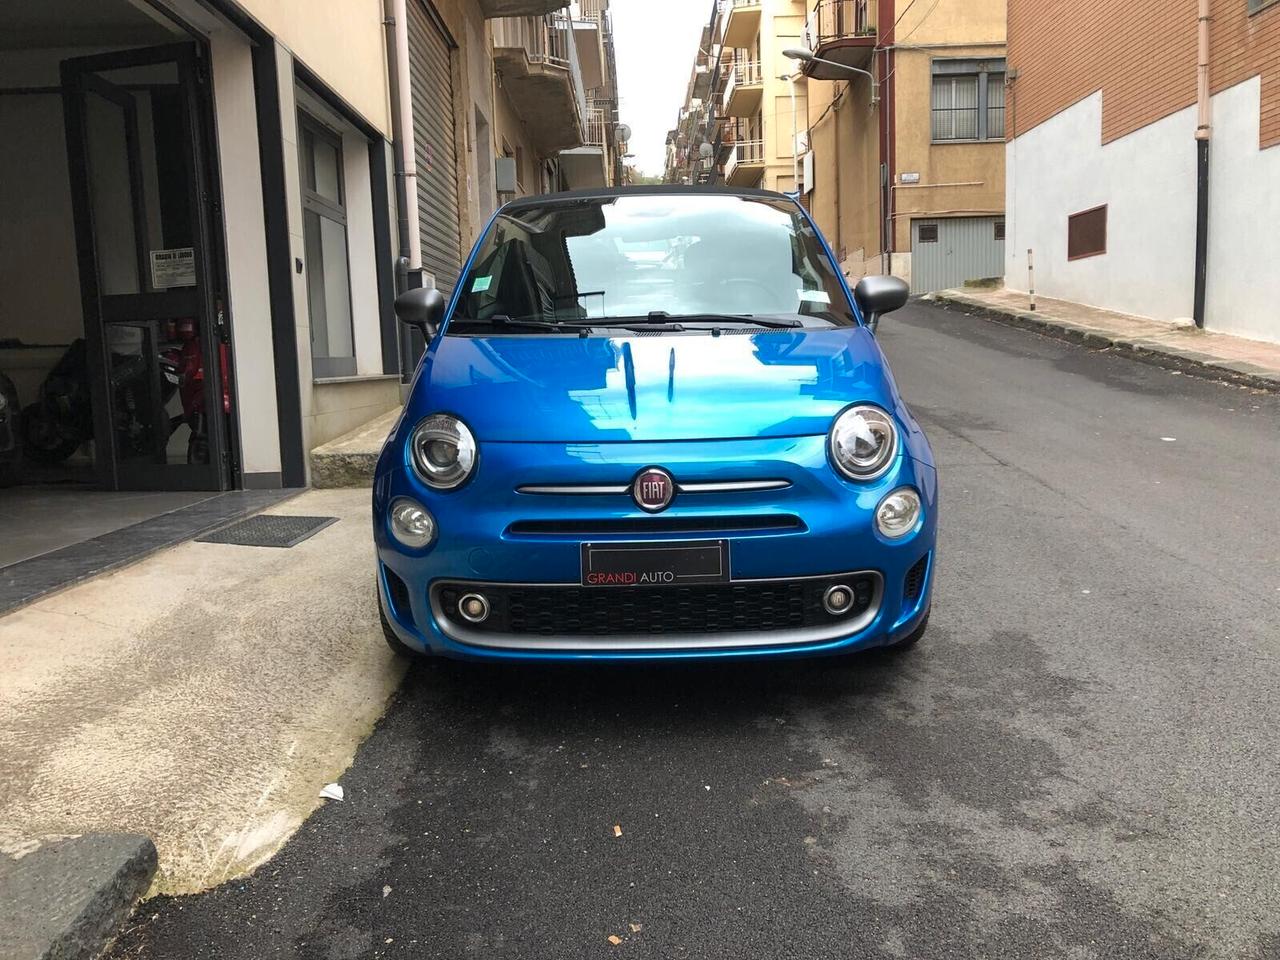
[501,184,795,211]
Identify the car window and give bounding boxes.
[450,194,855,332]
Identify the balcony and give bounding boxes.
[493,14,587,154]
[721,0,761,49]
[724,138,765,186]
[721,58,762,117]
[559,99,612,187]
[801,0,879,80]
[569,0,608,95]
[481,0,571,17]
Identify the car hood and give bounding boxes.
[407,328,899,443]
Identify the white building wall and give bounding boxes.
[1006,80,1280,345]
[209,28,283,479]
[1204,78,1280,344]
[1005,91,1197,323]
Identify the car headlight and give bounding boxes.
[829,405,898,480]
[389,497,436,548]
[875,488,922,538]
[409,414,476,489]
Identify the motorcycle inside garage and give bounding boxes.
[0,0,240,576]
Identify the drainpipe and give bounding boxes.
[384,0,422,280]
[1193,0,1210,329]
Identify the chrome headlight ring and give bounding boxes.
[409,414,477,490]
[828,404,899,481]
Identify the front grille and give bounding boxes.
[507,515,803,536]
[434,574,877,639]
[904,554,929,603]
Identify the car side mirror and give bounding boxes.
[853,275,910,334]
[394,286,446,338]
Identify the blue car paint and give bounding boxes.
[374,191,936,662]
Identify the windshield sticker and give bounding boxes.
[471,275,493,293]
[798,290,831,304]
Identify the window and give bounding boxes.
[931,60,1006,142]
[299,114,355,377]
[918,223,939,243]
[1248,0,1278,14]
[994,220,1006,241]
[1068,205,1107,260]
[450,193,858,332]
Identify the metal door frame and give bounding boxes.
[61,42,235,491]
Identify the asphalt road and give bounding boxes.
[109,302,1280,960]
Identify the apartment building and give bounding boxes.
[800,0,1006,290]
[665,0,1005,293]
[1004,0,1280,344]
[0,0,619,563]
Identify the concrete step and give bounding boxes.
[310,407,402,488]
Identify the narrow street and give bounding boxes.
[108,302,1280,960]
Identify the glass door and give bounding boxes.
[61,44,231,491]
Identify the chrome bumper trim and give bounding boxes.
[428,570,883,652]
[516,479,792,496]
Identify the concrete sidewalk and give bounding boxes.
[0,488,404,897]
[929,286,1280,392]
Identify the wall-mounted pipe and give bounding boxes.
[1192,0,1211,328]
[386,0,421,276]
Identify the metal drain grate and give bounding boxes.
[197,515,338,548]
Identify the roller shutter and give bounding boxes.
[406,0,462,295]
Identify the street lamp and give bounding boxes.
[783,47,879,106]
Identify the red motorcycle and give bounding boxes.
[163,319,230,466]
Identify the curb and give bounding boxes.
[929,291,1280,394]
[0,834,157,960]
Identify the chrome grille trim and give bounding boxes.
[428,570,883,652]
[516,479,792,496]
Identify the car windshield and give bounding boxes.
[448,192,856,333]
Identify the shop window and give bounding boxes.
[1068,205,1107,260]
[299,114,356,378]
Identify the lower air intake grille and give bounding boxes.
[435,575,877,638]
[903,555,929,603]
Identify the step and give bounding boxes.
[310,407,401,488]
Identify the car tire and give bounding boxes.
[378,588,426,659]
[892,610,929,650]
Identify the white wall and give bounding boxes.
[1204,77,1280,344]
[209,27,282,478]
[1005,91,1197,323]
[1006,81,1280,344]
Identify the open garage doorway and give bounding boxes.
[0,0,237,568]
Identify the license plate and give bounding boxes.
[581,540,729,587]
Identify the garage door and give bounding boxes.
[910,217,1005,294]
[406,0,462,295]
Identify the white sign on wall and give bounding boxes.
[149,247,196,289]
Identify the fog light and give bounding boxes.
[823,584,855,615]
[876,488,922,539]
[389,497,436,549]
[458,593,489,623]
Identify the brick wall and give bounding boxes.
[1008,0,1280,147]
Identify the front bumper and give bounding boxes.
[373,435,937,662]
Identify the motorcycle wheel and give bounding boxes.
[21,404,82,464]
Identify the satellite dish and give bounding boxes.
[698,141,713,159]
[615,123,632,144]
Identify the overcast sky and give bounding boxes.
[611,0,713,178]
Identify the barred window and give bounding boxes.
[931,75,978,141]
[931,60,1006,142]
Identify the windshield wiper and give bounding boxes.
[450,316,580,333]
[649,312,803,330]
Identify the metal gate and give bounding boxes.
[406,0,462,295]
[910,216,1005,294]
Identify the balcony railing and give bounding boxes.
[721,58,761,112]
[583,102,610,147]
[577,0,607,23]
[809,0,878,44]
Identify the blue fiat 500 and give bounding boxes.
[374,187,935,662]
